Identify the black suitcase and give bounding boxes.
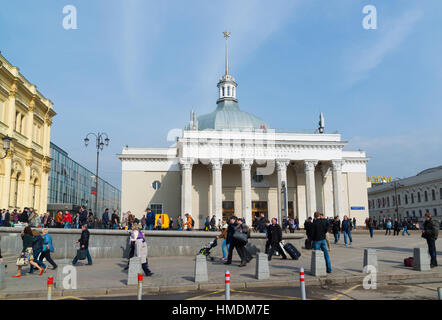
[282,242,301,260]
[305,238,312,249]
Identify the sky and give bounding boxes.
[1,0,442,188]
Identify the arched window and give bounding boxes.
[424,191,428,202]
[227,86,230,96]
[222,87,225,97]
[432,189,436,201]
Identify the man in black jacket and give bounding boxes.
[267,218,287,261]
[72,224,92,265]
[311,212,332,273]
[332,217,341,244]
[422,213,439,268]
[225,217,248,267]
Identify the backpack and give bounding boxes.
[432,220,439,240]
[191,218,195,227]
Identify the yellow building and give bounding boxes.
[0,52,56,214]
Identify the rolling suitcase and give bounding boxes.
[281,242,301,260]
[305,238,312,250]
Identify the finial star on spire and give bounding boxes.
[223,30,231,39]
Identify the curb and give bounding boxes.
[2,271,442,299]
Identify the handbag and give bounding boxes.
[16,256,28,266]
[232,231,248,245]
[77,248,87,260]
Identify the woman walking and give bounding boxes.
[62,211,72,229]
[135,225,153,276]
[217,222,229,261]
[40,229,58,270]
[12,226,43,278]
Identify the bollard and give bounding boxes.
[194,254,208,282]
[363,249,378,272]
[413,248,431,271]
[299,267,306,300]
[311,250,326,276]
[255,253,270,280]
[225,270,230,300]
[438,288,442,300]
[47,277,53,300]
[137,273,143,300]
[127,257,142,285]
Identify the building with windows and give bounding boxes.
[368,166,442,223]
[117,32,369,228]
[0,52,56,214]
[48,142,120,216]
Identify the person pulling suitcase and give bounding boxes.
[267,218,287,261]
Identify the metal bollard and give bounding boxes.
[47,277,53,300]
[299,267,306,300]
[137,273,143,300]
[225,270,230,300]
[438,288,442,300]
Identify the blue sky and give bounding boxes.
[1,0,441,188]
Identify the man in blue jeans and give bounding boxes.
[402,219,410,236]
[341,215,353,247]
[311,212,332,273]
[72,224,93,265]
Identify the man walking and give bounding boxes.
[146,208,155,230]
[402,219,410,236]
[422,213,439,268]
[72,224,93,266]
[311,212,332,273]
[332,216,341,244]
[393,218,400,236]
[267,218,287,261]
[210,215,216,231]
[368,218,375,238]
[111,210,120,229]
[102,208,110,229]
[79,206,88,227]
[341,216,353,247]
[225,217,248,267]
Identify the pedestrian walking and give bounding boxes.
[177,216,183,231]
[12,226,43,278]
[304,217,313,249]
[72,224,93,265]
[288,218,295,233]
[224,217,248,267]
[385,219,392,235]
[402,219,410,236]
[341,216,353,247]
[40,229,57,270]
[267,218,287,261]
[102,208,110,229]
[124,224,139,270]
[112,210,120,229]
[184,213,194,231]
[217,223,229,261]
[146,208,155,230]
[393,218,400,236]
[210,215,216,231]
[135,225,153,276]
[367,218,375,238]
[62,211,72,229]
[352,217,357,230]
[311,212,332,273]
[332,216,341,243]
[156,216,162,230]
[422,213,439,268]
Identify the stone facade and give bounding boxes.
[0,53,56,214]
[368,166,442,223]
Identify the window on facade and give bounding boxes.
[424,191,428,202]
[440,188,442,199]
[434,208,437,216]
[405,194,408,204]
[411,193,414,203]
[432,189,436,201]
[398,195,401,206]
[406,211,409,217]
[387,197,390,207]
[227,86,230,96]
[150,204,163,214]
[412,210,415,217]
[232,87,235,97]
[418,192,421,202]
[222,87,225,96]
[419,210,422,217]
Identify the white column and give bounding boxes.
[304,160,318,218]
[276,159,290,224]
[180,158,194,220]
[240,159,253,226]
[332,159,344,220]
[321,163,334,217]
[210,159,223,225]
[294,163,307,226]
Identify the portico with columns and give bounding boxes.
[118,31,369,229]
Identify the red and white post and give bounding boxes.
[47,277,54,300]
[137,273,143,300]
[225,270,230,300]
[299,267,306,300]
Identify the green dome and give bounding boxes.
[198,99,269,131]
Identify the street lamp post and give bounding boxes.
[392,179,403,221]
[84,132,110,217]
[1,135,12,159]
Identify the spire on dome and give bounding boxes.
[217,30,237,104]
[223,30,231,75]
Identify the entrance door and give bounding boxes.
[288,201,294,219]
[252,201,268,219]
[222,201,234,223]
